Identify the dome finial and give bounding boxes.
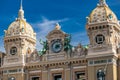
[99,0,107,6]
[18,0,25,20]
[20,0,23,9]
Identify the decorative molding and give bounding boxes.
[29,70,41,73]
[73,66,86,69]
[50,68,63,71]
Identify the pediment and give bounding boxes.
[46,29,67,40]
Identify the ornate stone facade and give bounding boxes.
[0,0,120,80]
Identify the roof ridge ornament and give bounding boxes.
[18,0,25,20]
[55,23,61,30]
[98,0,108,7]
[20,0,23,10]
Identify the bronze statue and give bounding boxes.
[97,70,105,80]
[64,34,73,54]
[39,39,49,56]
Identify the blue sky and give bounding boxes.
[0,0,120,52]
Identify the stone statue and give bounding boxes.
[39,39,49,56]
[97,70,105,80]
[86,17,90,23]
[99,0,106,6]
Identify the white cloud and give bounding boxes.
[0,17,69,52]
[31,16,89,50]
[71,31,89,46]
[0,16,89,53]
[0,35,5,52]
[31,16,69,51]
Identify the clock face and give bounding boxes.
[51,40,63,53]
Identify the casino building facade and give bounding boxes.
[0,0,120,80]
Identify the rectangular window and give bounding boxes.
[3,70,7,73]
[94,60,107,64]
[53,74,62,80]
[89,61,93,65]
[108,59,112,62]
[32,77,40,80]
[9,69,17,73]
[75,72,86,80]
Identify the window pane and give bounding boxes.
[54,74,62,80]
[32,77,40,80]
[75,72,85,80]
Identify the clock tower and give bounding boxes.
[42,23,71,61]
[86,0,120,80]
[2,1,36,80]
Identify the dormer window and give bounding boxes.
[95,34,105,44]
[10,47,17,55]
